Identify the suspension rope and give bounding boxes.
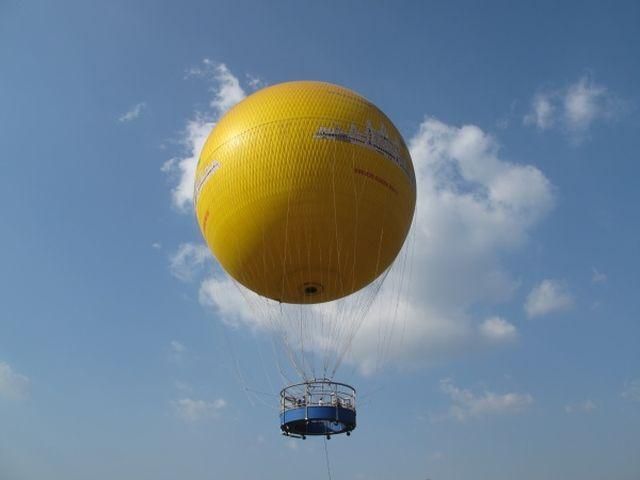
[323,437,333,480]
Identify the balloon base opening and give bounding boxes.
[280,379,356,438]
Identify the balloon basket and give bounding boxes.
[280,379,356,439]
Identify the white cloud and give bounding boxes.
[438,378,533,421]
[185,60,248,113]
[349,301,473,374]
[621,379,640,402]
[208,62,246,113]
[525,279,573,318]
[565,399,596,414]
[479,316,517,343]
[246,73,264,90]
[524,76,621,141]
[198,276,257,328]
[564,78,609,132]
[524,93,555,130]
[160,158,176,173]
[169,242,211,282]
[164,118,216,211]
[591,268,607,284]
[173,397,226,422]
[118,102,146,122]
[164,61,247,211]
[0,362,30,400]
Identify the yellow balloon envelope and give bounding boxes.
[195,81,416,304]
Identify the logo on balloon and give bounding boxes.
[314,122,413,183]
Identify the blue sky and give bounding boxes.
[1,1,639,479]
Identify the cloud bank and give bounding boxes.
[163,60,247,211]
[525,279,573,318]
[169,242,211,282]
[166,63,556,372]
[347,118,553,371]
[173,397,227,422]
[524,76,621,142]
[438,379,533,421]
[480,316,518,343]
[118,102,146,122]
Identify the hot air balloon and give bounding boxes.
[194,81,416,438]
